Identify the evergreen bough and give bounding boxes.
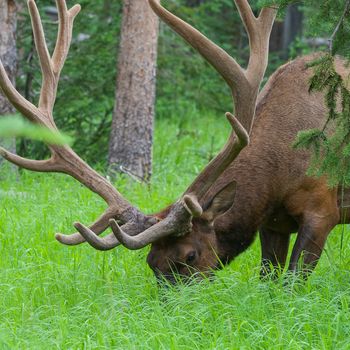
[264,0,350,186]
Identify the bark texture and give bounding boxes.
[108,0,159,182]
[0,0,17,166]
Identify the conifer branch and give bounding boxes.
[328,0,350,53]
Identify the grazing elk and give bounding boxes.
[0,0,349,283]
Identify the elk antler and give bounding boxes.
[0,0,154,249]
[104,0,278,250]
[0,0,277,252]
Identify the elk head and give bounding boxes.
[0,0,277,283]
[146,181,238,283]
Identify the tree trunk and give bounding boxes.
[108,0,159,182]
[282,4,303,56]
[0,0,17,169]
[269,4,303,57]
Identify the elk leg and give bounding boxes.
[288,216,337,277]
[259,228,290,279]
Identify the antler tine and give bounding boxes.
[52,0,81,74]
[245,7,278,88]
[0,0,81,126]
[73,222,120,251]
[229,0,277,81]
[59,211,160,250]
[56,207,116,245]
[0,62,46,124]
[185,113,249,199]
[234,0,256,37]
[0,147,57,172]
[110,220,138,250]
[27,0,53,114]
[28,0,81,115]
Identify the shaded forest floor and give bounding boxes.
[0,113,350,349]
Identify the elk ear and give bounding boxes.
[202,181,237,222]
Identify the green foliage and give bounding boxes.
[293,129,326,159]
[308,55,350,123]
[259,0,297,11]
[263,0,350,58]
[294,54,350,186]
[304,0,350,59]
[268,0,350,67]
[0,114,71,145]
[1,113,350,348]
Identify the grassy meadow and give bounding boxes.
[1,112,350,349]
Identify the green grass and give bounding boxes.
[1,112,350,349]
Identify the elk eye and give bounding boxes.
[186,251,196,265]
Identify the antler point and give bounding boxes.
[225,112,237,126]
[55,233,63,241]
[27,0,36,10]
[183,194,203,217]
[69,4,81,17]
[73,222,82,229]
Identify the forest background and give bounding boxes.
[8,0,349,170]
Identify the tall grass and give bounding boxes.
[0,112,349,349]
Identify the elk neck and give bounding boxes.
[209,149,275,265]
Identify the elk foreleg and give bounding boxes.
[259,228,290,279]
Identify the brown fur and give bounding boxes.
[148,55,350,281]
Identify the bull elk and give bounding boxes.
[0,0,349,283]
